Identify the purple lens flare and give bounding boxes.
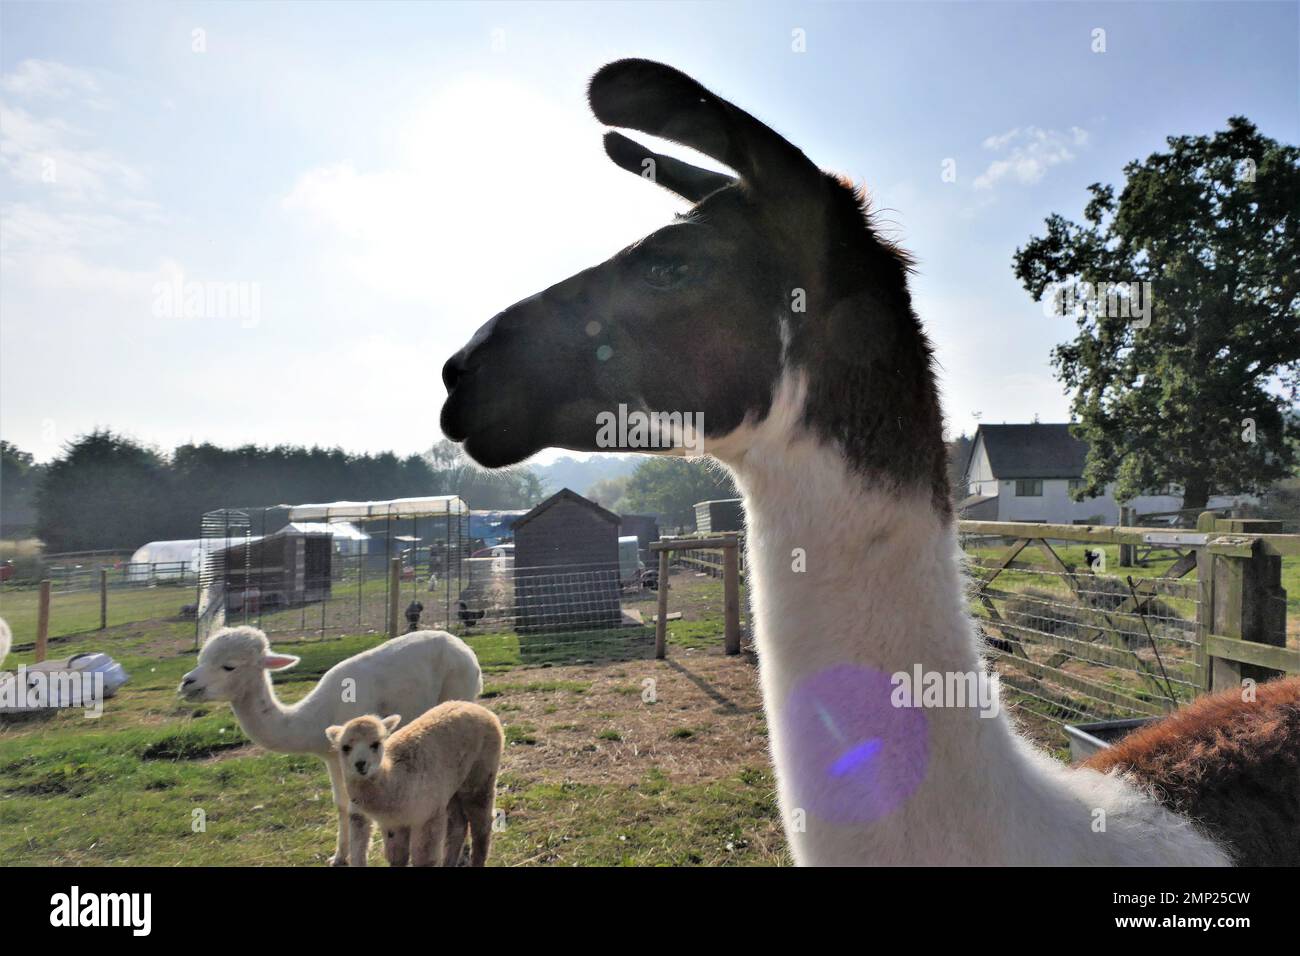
[785,664,930,825]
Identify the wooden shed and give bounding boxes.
[217,530,332,610]
[618,514,661,559]
[512,488,621,632]
[694,498,745,534]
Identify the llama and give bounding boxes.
[178,625,482,866]
[326,701,503,867]
[439,59,1300,865]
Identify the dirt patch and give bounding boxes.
[486,646,770,786]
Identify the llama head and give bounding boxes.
[442,59,948,505]
[178,626,300,702]
[326,714,402,778]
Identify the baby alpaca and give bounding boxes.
[328,701,503,867]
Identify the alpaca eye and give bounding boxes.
[644,261,691,289]
[221,665,236,672]
[341,745,351,754]
[370,742,380,751]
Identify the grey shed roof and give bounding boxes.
[512,488,620,530]
[965,424,1090,480]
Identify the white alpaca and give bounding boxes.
[178,626,482,866]
[710,373,1231,866]
[0,617,10,666]
[327,701,503,867]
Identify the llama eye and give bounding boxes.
[644,261,691,289]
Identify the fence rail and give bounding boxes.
[959,514,1299,730]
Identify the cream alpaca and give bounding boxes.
[0,617,10,666]
[327,701,503,867]
[178,626,481,865]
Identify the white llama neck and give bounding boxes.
[717,373,1230,866]
[228,671,325,755]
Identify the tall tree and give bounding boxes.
[1013,117,1300,510]
[621,457,737,530]
[0,441,44,538]
[35,431,174,551]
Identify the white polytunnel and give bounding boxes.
[285,495,469,522]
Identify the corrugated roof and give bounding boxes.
[965,424,1089,480]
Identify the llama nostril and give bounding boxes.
[182,677,195,687]
[354,761,367,774]
[442,351,468,391]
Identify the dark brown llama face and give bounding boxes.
[441,59,827,468]
[442,59,948,507]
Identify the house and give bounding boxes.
[958,423,1250,525]
[512,488,622,631]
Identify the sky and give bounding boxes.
[1,0,1297,465]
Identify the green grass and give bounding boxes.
[0,610,784,865]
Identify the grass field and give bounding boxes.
[2,549,1295,866]
[0,569,785,866]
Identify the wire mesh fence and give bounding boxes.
[960,531,1201,732]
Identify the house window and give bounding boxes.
[1015,479,1043,497]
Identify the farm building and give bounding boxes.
[694,498,745,533]
[958,423,1254,525]
[277,521,370,556]
[618,514,660,559]
[512,488,621,632]
[214,528,333,611]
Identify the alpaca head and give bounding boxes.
[178,626,300,702]
[441,59,946,504]
[326,713,402,779]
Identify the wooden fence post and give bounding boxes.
[388,557,402,639]
[100,568,108,630]
[35,579,51,663]
[655,550,670,660]
[1206,518,1288,692]
[723,541,740,655]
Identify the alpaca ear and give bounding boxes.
[325,726,343,746]
[588,59,821,198]
[262,653,300,671]
[602,131,735,202]
[381,715,401,733]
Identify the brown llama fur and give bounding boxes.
[1083,676,1300,865]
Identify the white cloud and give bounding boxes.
[0,59,114,110]
[973,126,1088,190]
[0,102,148,200]
[281,72,685,322]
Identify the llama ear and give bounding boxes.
[381,714,401,733]
[588,59,821,197]
[262,653,300,671]
[325,726,343,746]
[602,131,735,202]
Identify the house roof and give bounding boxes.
[964,424,1090,480]
[512,488,620,530]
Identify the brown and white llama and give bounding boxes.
[439,59,1300,866]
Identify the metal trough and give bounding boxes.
[1064,716,1158,763]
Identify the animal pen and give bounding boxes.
[958,515,1300,742]
[196,496,470,646]
[193,492,673,666]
